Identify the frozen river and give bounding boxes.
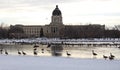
[0,44,120,60]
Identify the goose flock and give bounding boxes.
[0,44,117,60]
[92,50,115,60]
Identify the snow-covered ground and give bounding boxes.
[0,38,120,45]
[0,38,120,70]
[0,55,120,70]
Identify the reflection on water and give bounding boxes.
[51,45,63,56]
[0,44,120,60]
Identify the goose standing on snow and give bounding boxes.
[109,56,114,60]
[41,48,44,53]
[22,51,26,55]
[110,53,115,58]
[47,44,51,48]
[109,53,115,60]
[92,50,97,57]
[17,50,21,55]
[33,48,37,55]
[5,49,8,55]
[66,51,71,56]
[103,55,108,60]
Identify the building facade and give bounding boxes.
[10,5,105,38]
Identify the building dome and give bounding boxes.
[52,5,62,16]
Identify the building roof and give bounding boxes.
[52,5,62,16]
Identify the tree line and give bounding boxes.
[0,25,24,39]
[60,25,120,38]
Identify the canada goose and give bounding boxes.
[33,44,39,48]
[18,50,21,55]
[41,48,44,53]
[22,51,26,55]
[92,50,97,56]
[103,55,108,60]
[66,51,71,56]
[5,49,8,55]
[33,49,37,55]
[109,56,114,60]
[34,51,37,55]
[47,44,51,48]
[110,53,115,58]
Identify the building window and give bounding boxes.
[51,27,57,33]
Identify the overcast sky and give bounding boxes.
[0,0,120,26]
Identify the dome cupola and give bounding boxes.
[52,5,62,16]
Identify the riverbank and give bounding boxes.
[0,38,120,46]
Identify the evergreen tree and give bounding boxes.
[40,28,44,37]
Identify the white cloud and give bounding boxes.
[0,0,120,26]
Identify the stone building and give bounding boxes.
[10,5,105,38]
[11,5,64,38]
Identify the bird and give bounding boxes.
[33,44,39,48]
[92,50,97,56]
[33,49,37,55]
[22,51,26,55]
[47,44,51,48]
[66,51,71,56]
[109,56,114,60]
[41,48,44,53]
[103,55,108,60]
[34,51,37,55]
[17,50,21,55]
[110,53,115,58]
[108,53,115,60]
[5,49,8,55]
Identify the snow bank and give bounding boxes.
[0,38,120,45]
[0,55,120,70]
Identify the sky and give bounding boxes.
[0,0,120,27]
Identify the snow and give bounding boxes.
[0,55,120,70]
[0,38,120,70]
[0,38,120,45]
